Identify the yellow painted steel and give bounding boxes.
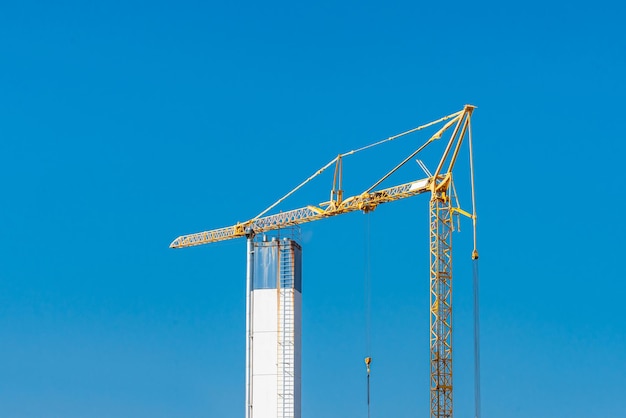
[451,207,473,219]
[170,105,477,418]
[170,178,432,248]
[430,193,454,418]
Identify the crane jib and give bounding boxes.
[169,177,432,249]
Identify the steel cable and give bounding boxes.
[473,259,481,418]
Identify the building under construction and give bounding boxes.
[247,237,302,418]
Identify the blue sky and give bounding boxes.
[1,0,625,417]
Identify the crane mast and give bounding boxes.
[170,105,477,418]
[430,191,454,417]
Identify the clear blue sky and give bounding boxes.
[1,1,625,417]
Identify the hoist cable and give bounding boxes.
[364,213,372,418]
[364,212,372,355]
[367,371,371,418]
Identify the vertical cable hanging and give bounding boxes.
[468,118,481,418]
[364,212,372,418]
[472,260,481,418]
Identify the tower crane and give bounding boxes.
[170,104,478,418]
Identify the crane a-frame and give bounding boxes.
[170,104,478,418]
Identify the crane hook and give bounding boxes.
[365,356,372,374]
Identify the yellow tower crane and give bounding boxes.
[170,105,478,418]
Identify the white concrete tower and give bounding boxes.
[245,236,302,418]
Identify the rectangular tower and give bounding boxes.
[246,237,302,418]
